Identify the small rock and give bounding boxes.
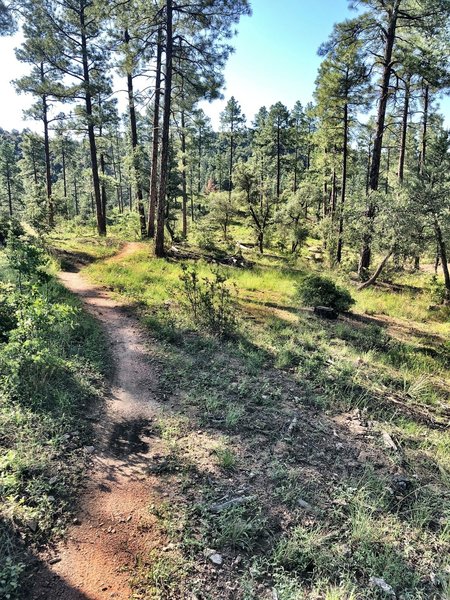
[26,519,38,532]
[369,576,395,596]
[358,450,371,463]
[297,499,313,511]
[84,446,95,454]
[209,553,223,566]
[48,557,61,565]
[73,518,81,525]
[203,548,223,566]
[391,475,412,493]
[210,496,255,513]
[382,432,397,451]
[336,442,344,450]
[49,477,59,486]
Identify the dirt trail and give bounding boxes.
[31,243,164,600]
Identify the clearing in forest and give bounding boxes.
[22,234,450,600]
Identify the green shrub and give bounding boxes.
[0,236,107,598]
[0,217,24,248]
[428,275,447,305]
[179,265,237,337]
[0,283,18,342]
[296,274,354,312]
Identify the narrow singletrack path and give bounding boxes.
[31,244,165,599]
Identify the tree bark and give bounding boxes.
[100,152,107,220]
[6,163,12,216]
[155,0,173,258]
[80,8,105,236]
[41,78,53,228]
[358,250,393,290]
[61,141,67,199]
[336,102,348,264]
[180,109,188,238]
[420,82,429,175]
[398,75,410,182]
[276,118,281,199]
[73,177,79,216]
[360,0,400,272]
[228,122,234,200]
[434,219,450,303]
[148,27,163,238]
[331,167,337,216]
[125,28,146,237]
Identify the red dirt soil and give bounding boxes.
[30,245,165,600]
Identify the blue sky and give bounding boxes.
[0,0,449,132]
[200,0,352,126]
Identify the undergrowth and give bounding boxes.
[49,232,450,599]
[0,233,107,599]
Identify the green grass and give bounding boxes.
[214,446,238,470]
[48,231,450,599]
[0,246,108,599]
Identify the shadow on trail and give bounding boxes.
[1,518,94,600]
[108,418,152,457]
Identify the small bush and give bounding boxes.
[179,266,237,337]
[0,283,19,342]
[296,274,354,313]
[0,216,24,248]
[215,447,237,471]
[428,275,447,305]
[213,504,266,551]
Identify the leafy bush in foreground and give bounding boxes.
[0,234,106,598]
[296,274,355,313]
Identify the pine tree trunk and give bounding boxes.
[155,1,173,258]
[197,129,202,195]
[125,29,146,237]
[74,178,79,216]
[6,164,12,216]
[398,75,410,182]
[181,109,188,238]
[100,153,107,220]
[148,27,163,238]
[420,83,429,175]
[336,102,348,264]
[385,147,390,194]
[42,88,53,228]
[80,11,106,236]
[358,250,393,290]
[331,167,337,216]
[360,0,399,272]
[61,142,67,198]
[115,134,124,213]
[276,121,281,199]
[228,128,234,200]
[434,220,450,303]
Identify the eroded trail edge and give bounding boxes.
[31,261,163,600]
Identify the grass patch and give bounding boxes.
[0,240,108,598]
[47,232,450,599]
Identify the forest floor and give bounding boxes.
[28,234,450,599]
[29,243,166,599]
